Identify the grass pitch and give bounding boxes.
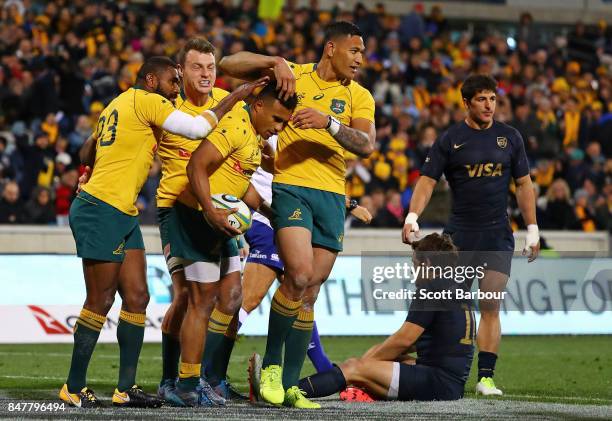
[0,336,610,419]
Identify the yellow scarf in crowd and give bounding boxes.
[563,111,580,147]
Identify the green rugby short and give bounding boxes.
[271,182,345,252]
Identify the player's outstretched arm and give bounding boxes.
[161,77,269,141]
[187,140,242,237]
[401,176,437,244]
[210,76,270,121]
[515,174,540,262]
[362,322,423,361]
[218,52,295,100]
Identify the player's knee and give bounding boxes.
[242,291,263,313]
[241,297,257,313]
[188,292,216,317]
[85,290,115,315]
[480,309,500,321]
[285,265,313,290]
[173,285,189,308]
[123,290,150,313]
[341,358,360,379]
[220,284,242,313]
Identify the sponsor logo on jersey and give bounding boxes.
[271,253,280,262]
[497,137,508,149]
[330,99,346,114]
[288,208,303,220]
[465,163,503,177]
[453,143,466,150]
[313,93,324,100]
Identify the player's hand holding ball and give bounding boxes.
[291,108,330,130]
[402,212,421,244]
[204,194,252,237]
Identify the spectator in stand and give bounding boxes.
[24,186,56,224]
[54,168,77,226]
[0,136,16,182]
[0,180,24,224]
[14,131,55,201]
[573,189,598,232]
[542,179,579,230]
[0,1,610,228]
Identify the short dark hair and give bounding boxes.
[256,83,298,111]
[412,233,458,267]
[460,74,498,101]
[324,21,362,43]
[177,37,215,66]
[136,56,177,82]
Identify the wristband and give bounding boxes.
[525,224,539,244]
[404,212,418,225]
[326,115,341,136]
[203,109,218,127]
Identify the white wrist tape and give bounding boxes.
[162,110,215,139]
[524,224,539,249]
[327,116,341,136]
[404,212,418,225]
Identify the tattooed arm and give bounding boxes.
[291,108,375,157]
[333,118,375,157]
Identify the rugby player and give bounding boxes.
[155,38,252,402]
[401,75,540,396]
[61,56,261,408]
[237,136,372,387]
[164,83,297,407]
[219,21,375,409]
[296,233,476,402]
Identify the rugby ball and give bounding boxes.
[211,193,252,233]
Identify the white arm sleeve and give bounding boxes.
[161,110,217,139]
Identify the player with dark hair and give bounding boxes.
[402,74,540,396]
[281,233,476,402]
[60,55,263,408]
[155,37,268,402]
[164,82,297,407]
[219,20,376,408]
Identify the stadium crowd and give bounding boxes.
[0,0,610,231]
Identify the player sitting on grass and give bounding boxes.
[293,233,475,402]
